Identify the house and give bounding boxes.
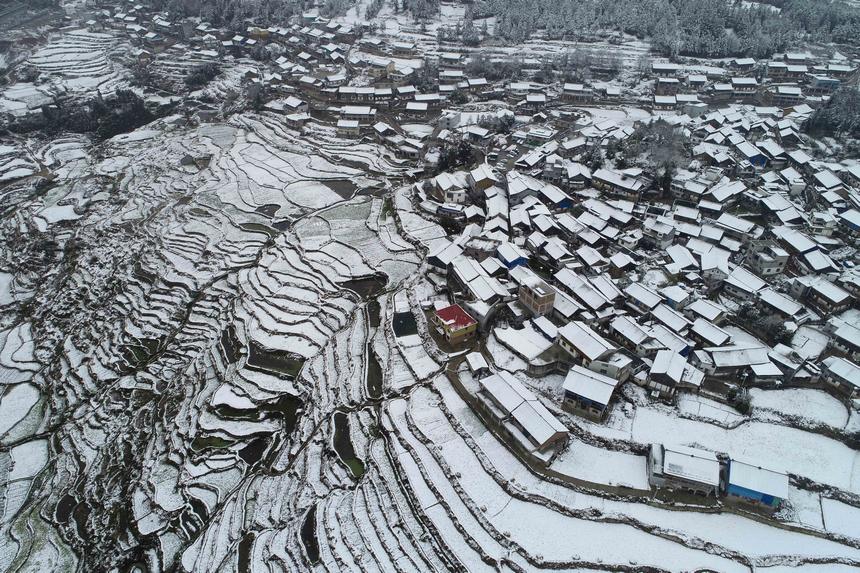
[655,77,681,95]
[733,142,768,170]
[731,77,758,98]
[685,299,728,325]
[468,163,499,193]
[465,352,490,378]
[813,169,843,193]
[449,255,509,305]
[477,371,568,454]
[725,459,789,513]
[652,62,682,77]
[266,95,308,114]
[427,240,464,270]
[433,172,468,203]
[723,266,768,301]
[646,349,704,398]
[497,242,529,269]
[692,344,779,382]
[336,119,361,138]
[690,318,731,347]
[556,321,616,367]
[757,289,805,321]
[285,113,310,130]
[432,304,478,345]
[562,366,619,421]
[820,356,860,397]
[748,243,789,277]
[653,95,677,111]
[523,93,547,110]
[648,444,721,497]
[624,283,662,314]
[519,276,555,317]
[609,315,663,358]
[391,40,416,57]
[716,213,763,242]
[439,52,465,69]
[837,209,860,238]
[830,323,860,362]
[592,168,644,199]
[340,105,377,125]
[562,83,593,104]
[660,285,691,310]
[642,218,675,248]
[368,58,395,78]
[789,276,851,316]
[651,304,692,335]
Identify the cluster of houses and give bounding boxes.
[82,1,860,181]
[422,125,859,422]
[647,443,789,512]
[647,54,857,112]
[405,60,860,487]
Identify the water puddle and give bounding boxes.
[392,312,418,337]
[333,411,365,479]
[300,505,320,564]
[338,273,387,299]
[322,179,357,200]
[246,340,304,379]
[365,345,383,399]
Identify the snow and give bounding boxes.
[430,377,860,565]
[750,388,850,430]
[394,392,748,572]
[821,497,860,539]
[211,385,255,410]
[550,441,650,490]
[8,439,49,481]
[0,383,41,436]
[678,393,745,425]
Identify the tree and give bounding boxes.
[462,19,480,46]
[806,87,860,138]
[185,62,220,89]
[448,90,468,105]
[437,141,476,172]
[652,10,680,59]
[130,62,153,87]
[584,143,603,170]
[628,118,688,177]
[636,53,652,79]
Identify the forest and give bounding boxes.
[92,0,860,58]
[473,0,860,58]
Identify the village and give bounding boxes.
[37,0,860,521]
[2,0,860,570]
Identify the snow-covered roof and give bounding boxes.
[822,356,860,386]
[661,445,721,487]
[557,321,616,361]
[691,318,731,346]
[625,283,662,310]
[651,349,686,384]
[479,371,567,447]
[466,352,489,372]
[728,459,789,499]
[563,365,619,406]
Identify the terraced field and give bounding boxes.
[0,110,430,572]
[26,29,129,96]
